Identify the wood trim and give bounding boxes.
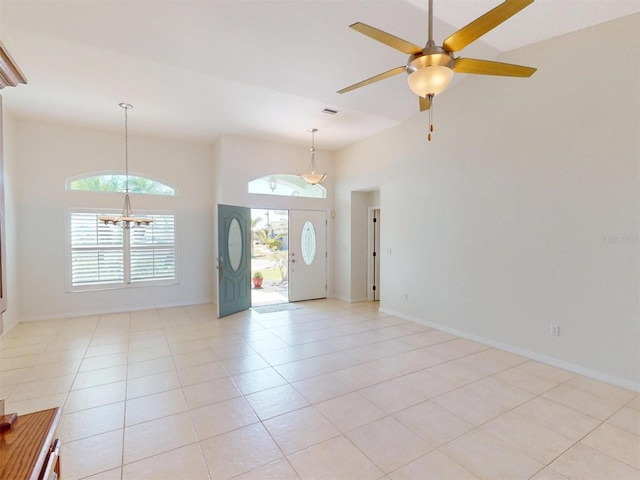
[0,95,6,318]
[0,42,27,88]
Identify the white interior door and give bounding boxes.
[289,210,326,302]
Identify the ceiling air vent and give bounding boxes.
[322,108,339,115]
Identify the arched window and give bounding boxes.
[248,174,326,199]
[68,173,175,195]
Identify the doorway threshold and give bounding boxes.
[251,285,289,307]
[251,303,302,314]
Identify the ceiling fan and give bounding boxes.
[338,0,537,114]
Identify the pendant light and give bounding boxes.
[98,103,154,229]
[299,128,326,185]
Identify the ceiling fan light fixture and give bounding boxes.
[407,65,454,97]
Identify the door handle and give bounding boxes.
[217,257,224,281]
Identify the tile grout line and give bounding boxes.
[174,306,215,480]
[118,309,134,480]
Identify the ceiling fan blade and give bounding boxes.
[350,22,422,55]
[443,0,534,52]
[337,66,406,94]
[419,96,432,111]
[454,58,536,77]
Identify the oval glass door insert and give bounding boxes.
[301,221,317,265]
[228,218,243,271]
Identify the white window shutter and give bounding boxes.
[130,215,176,282]
[69,211,176,290]
[70,213,124,286]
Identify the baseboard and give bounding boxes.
[349,296,367,303]
[18,298,215,323]
[379,307,640,393]
[332,295,367,303]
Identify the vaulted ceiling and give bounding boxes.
[1,0,638,150]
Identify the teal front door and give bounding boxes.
[217,204,251,317]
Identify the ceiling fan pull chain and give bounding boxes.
[427,94,434,141]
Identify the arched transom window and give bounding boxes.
[248,174,326,199]
[68,173,175,195]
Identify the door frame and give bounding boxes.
[367,205,380,301]
[250,208,290,307]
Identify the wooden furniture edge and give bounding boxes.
[0,407,62,480]
[31,407,62,480]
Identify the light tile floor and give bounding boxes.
[1,300,639,479]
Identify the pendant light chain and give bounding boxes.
[124,105,129,193]
[310,128,316,171]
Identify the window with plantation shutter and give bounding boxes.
[69,210,176,291]
[70,212,124,286]
[130,215,176,282]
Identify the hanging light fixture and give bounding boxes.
[299,128,326,185]
[98,103,154,229]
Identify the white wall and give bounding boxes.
[11,119,215,320]
[334,15,640,388]
[1,110,20,332]
[211,138,223,299]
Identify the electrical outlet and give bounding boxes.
[550,324,560,336]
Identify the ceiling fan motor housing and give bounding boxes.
[406,43,455,74]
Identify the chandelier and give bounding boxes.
[299,128,326,185]
[98,103,154,229]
